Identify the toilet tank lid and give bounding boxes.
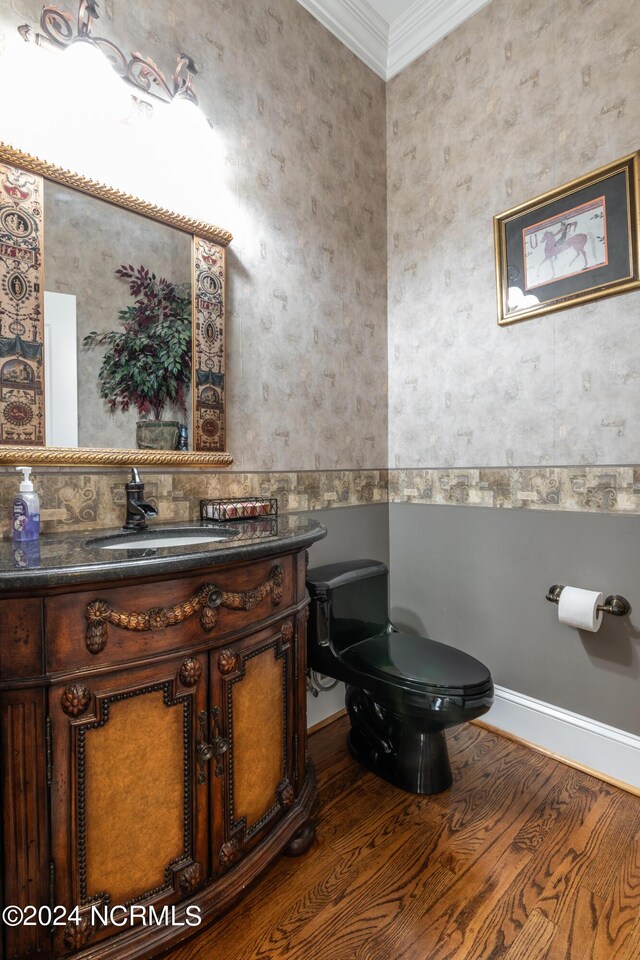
[306,559,388,595]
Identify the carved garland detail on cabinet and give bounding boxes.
[85,565,284,653]
[218,838,242,870]
[0,162,45,446]
[85,588,218,653]
[217,648,239,675]
[63,915,93,950]
[222,564,284,612]
[277,780,295,809]
[74,681,194,907]
[60,683,92,717]
[179,657,203,687]
[178,861,202,894]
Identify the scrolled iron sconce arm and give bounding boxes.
[18,1,199,105]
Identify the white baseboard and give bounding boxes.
[486,685,640,792]
[305,681,640,794]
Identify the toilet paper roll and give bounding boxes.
[558,585,604,632]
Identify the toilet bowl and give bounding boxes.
[306,559,493,794]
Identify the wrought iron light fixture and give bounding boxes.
[18,0,199,105]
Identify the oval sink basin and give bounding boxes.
[88,528,236,551]
[99,534,230,550]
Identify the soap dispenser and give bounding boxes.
[12,466,41,542]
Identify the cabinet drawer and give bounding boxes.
[45,555,296,673]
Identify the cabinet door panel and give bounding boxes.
[233,642,285,828]
[83,687,186,904]
[50,656,207,954]
[213,619,295,872]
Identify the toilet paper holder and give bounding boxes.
[546,585,631,617]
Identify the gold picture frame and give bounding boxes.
[494,152,640,325]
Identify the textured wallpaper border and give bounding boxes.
[388,467,640,514]
[2,465,640,537]
[0,469,389,536]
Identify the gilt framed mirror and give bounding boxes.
[0,142,233,467]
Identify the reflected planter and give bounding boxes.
[136,420,180,450]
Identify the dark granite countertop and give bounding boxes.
[0,514,327,592]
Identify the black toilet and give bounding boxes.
[306,559,493,794]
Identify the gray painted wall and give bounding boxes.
[389,503,640,737]
[303,503,389,727]
[305,503,389,569]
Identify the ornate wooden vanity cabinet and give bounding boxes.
[0,528,324,960]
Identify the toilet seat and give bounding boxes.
[341,629,493,698]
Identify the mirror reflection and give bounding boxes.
[43,181,192,450]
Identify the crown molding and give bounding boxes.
[387,0,492,78]
[296,0,493,81]
[295,0,388,79]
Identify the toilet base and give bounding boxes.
[346,685,453,795]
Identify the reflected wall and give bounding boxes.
[43,182,192,449]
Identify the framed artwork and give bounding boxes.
[494,152,640,325]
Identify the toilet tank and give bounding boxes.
[306,560,389,669]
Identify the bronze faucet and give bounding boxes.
[123,468,158,531]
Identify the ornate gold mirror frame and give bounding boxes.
[0,142,233,467]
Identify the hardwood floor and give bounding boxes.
[167,715,640,960]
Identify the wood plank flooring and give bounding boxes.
[167,716,640,960]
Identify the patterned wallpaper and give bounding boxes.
[387,0,640,469]
[0,0,388,472]
[2,0,640,536]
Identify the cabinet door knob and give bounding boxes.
[213,735,228,758]
[198,742,216,765]
[197,707,228,783]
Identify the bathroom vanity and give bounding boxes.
[0,515,326,960]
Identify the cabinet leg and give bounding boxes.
[284,819,315,857]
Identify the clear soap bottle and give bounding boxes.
[12,466,41,542]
